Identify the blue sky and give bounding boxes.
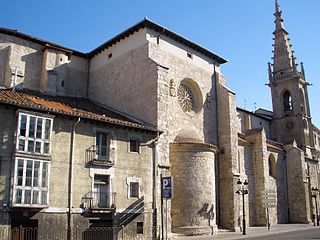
[1,0,319,126]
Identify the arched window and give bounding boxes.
[299,89,307,115]
[283,91,292,111]
[268,154,276,178]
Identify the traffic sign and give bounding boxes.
[162,176,173,199]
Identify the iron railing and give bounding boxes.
[2,224,156,240]
[85,145,114,166]
[11,226,37,240]
[81,191,116,210]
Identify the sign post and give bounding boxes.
[161,176,173,240]
[261,190,277,231]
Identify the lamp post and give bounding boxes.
[311,187,319,226]
[236,179,248,235]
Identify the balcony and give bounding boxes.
[85,145,114,167]
[81,192,116,214]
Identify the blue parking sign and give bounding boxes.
[162,176,173,199]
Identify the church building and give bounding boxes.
[0,0,319,239]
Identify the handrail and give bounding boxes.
[81,191,116,209]
[85,145,114,165]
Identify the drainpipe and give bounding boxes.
[68,117,81,240]
[141,132,160,239]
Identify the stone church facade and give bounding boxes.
[0,1,319,239]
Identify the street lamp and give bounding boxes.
[311,187,319,226]
[236,179,249,235]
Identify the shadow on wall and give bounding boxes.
[197,203,214,225]
[0,47,11,87]
[21,51,42,90]
[115,196,144,228]
[202,74,218,145]
[81,197,145,239]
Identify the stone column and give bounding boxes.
[284,142,309,223]
[170,142,217,236]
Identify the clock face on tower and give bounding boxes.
[285,121,294,130]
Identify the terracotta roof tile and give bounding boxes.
[0,89,157,132]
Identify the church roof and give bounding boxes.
[0,89,158,132]
[0,18,227,64]
[89,18,227,63]
[0,27,86,57]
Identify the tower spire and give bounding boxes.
[271,0,295,76]
[275,0,280,13]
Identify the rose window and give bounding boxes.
[178,83,196,113]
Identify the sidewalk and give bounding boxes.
[172,224,317,239]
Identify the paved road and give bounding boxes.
[173,224,320,240]
[246,228,320,240]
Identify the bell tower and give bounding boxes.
[269,0,314,154]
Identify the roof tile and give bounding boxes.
[0,89,157,132]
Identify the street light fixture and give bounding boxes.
[311,187,319,226]
[236,179,249,235]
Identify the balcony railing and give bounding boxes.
[85,145,114,167]
[81,191,116,210]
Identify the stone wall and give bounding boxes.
[284,142,309,223]
[0,105,156,239]
[170,143,217,235]
[216,72,239,230]
[244,129,268,226]
[0,33,88,97]
[89,43,158,126]
[0,106,16,229]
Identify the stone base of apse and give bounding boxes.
[174,225,217,236]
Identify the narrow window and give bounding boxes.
[187,52,193,59]
[268,154,276,178]
[108,53,112,59]
[283,91,292,111]
[130,182,139,198]
[137,222,144,234]
[93,175,110,208]
[129,139,139,153]
[237,150,241,173]
[96,132,108,160]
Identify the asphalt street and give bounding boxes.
[245,228,320,240]
[173,224,320,240]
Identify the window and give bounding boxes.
[137,222,144,234]
[17,113,53,155]
[268,154,276,178]
[237,150,241,173]
[13,158,49,207]
[127,176,141,198]
[177,79,203,115]
[129,139,140,153]
[93,175,110,208]
[130,182,139,198]
[96,132,109,160]
[283,91,292,111]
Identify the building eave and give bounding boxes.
[88,18,228,64]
